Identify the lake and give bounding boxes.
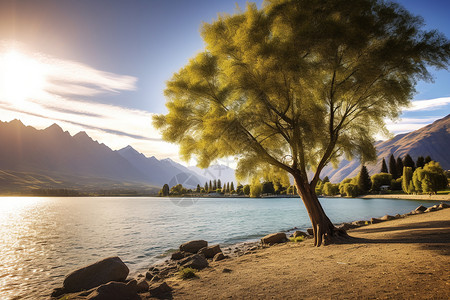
[0,196,445,299]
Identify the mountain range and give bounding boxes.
[320,114,450,182]
[0,119,234,194]
[0,115,448,193]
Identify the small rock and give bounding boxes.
[145,271,154,280]
[261,232,288,245]
[306,228,314,235]
[149,282,172,298]
[148,266,159,273]
[370,218,382,224]
[394,214,401,218]
[180,240,208,254]
[415,205,427,212]
[150,274,161,282]
[222,268,232,273]
[137,274,144,278]
[178,254,209,270]
[425,206,437,213]
[63,256,129,293]
[171,251,185,260]
[439,203,449,209]
[351,220,367,227]
[380,215,395,221]
[86,280,139,300]
[198,244,222,258]
[213,252,226,262]
[293,231,308,238]
[136,278,149,293]
[51,287,66,298]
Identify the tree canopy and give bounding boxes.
[153,0,449,246]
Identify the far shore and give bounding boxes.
[360,193,450,201]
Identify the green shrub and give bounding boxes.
[289,236,305,243]
[371,173,392,191]
[179,267,198,279]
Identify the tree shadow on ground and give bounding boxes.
[336,220,450,256]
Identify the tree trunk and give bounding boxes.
[293,173,348,246]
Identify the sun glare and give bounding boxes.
[0,50,48,106]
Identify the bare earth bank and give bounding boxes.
[167,209,450,300]
[360,194,450,201]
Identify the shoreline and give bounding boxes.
[50,202,450,299]
[360,193,450,201]
[167,206,450,299]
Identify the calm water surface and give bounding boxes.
[0,196,444,299]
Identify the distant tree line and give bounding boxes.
[159,154,448,198]
[317,154,447,197]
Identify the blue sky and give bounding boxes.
[0,0,448,162]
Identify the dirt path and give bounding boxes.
[166,209,450,299]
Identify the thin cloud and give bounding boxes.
[0,46,176,160]
[405,97,450,111]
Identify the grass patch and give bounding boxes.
[289,236,305,243]
[436,188,450,195]
[179,267,198,279]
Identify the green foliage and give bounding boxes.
[403,154,415,170]
[416,156,425,169]
[287,185,297,195]
[390,177,402,191]
[243,184,250,195]
[322,177,330,184]
[323,182,339,196]
[250,180,262,198]
[339,178,352,195]
[424,156,432,165]
[170,184,187,195]
[289,236,305,243]
[412,161,447,194]
[381,158,388,173]
[152,0,449,194]
[230,182,234,192]
[358,165,371,194]
[159,183,170,197]
[371,173,392,192]
[179,267,198,279]
[389,154,398,180]
[262,181,275,195]
[236,183,244,195]
[402,167,414,194]
[396,157,403,179]
[342,183,360,197]
[422,161,448,193]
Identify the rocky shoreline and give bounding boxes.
[50,202,449,299]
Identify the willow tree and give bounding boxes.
[153,0,449,246]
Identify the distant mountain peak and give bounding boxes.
[73,131,91,141]
[8,119,25,127]
[45,123,63,133]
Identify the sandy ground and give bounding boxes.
[166,209,450,300]
[361,194,450,201]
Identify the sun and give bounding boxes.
[0,50,48,106]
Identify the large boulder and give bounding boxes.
[63,257,129,293]
[179,240,208,254]
[136,278,149,293]
[178,254,209,270]
[198,244,222,258]
[261,232,287,245]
